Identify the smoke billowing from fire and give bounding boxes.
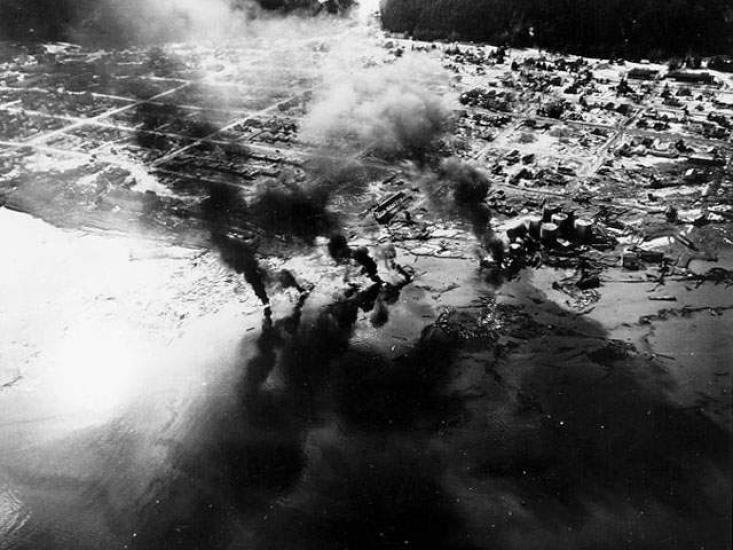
[327,234,382,282]
[213,233,271,305]
[301,57,453,161]
[64,0,252,44]
[248,185,336,245]
[420,158,500,255]
[108,1,453,301]
[199,184,268,305]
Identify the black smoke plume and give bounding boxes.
[351,246,382,283]
[327,234,382,283]
[247,185,336,245]
[277,269,305,293]
[421,158,502,257]
[213,233,270,305]
[201,185,271,305]
[441,158,492,244]
[327,233,352,263]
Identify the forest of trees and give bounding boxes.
[381,0,733,58]
[0,0,76,42]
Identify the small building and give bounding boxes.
[648,106,686,123]
[708,111,731,127]
[649,140,678,158]
[708,56,733,73]
[714,92,733,110]
[666,71,715,84]
[688,153,726,166]
[628,68,659,80]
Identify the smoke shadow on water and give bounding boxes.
[125,272,730,550]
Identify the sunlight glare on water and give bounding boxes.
[47,320,144,421]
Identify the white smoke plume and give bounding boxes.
[68,0,358,45]
[300,55,454,161]
[65,0,250,44]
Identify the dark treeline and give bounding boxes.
[381,0,733,58]
[0,0,76,42]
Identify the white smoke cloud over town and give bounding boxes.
[65,0,256,44]
[301,55,454,160]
